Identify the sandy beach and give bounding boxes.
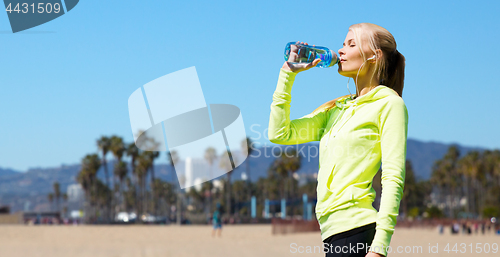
[0,224,498,257]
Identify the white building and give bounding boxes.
[67,184,84,202]
[183,154,237,189]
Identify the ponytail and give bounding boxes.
[381,49,405,98]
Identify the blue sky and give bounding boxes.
[1,0,499,171]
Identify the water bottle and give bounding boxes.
[284,41,339,68]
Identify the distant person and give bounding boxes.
[453,222,460,234]
[212,203,222,238]
[269,23,407,257]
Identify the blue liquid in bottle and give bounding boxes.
[284,42,339,68]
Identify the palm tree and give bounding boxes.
[126,143,139,174]
[110,136,125,162]
[110,136,126,206]
[84,153,102,221]
[167,150,179,184]
[47,193,54,212]
[282,148,301,216]
[152,178,176,217]
[241,137,254,180]
[109,136,126,220]
[458,151,482,216]
[145,152,159,181]
[204,147,217,215]
[123,177,137,213]
[430,146,461,218]
[444,146,461,218]
[77,170,90,221]
[219,150,236,217]
[186,184,204,214]
[114,161,128,212]
[126,143,139,214]
[53,182,62,213]
[267,149,300,217]
[431,159,449,217]
[231,180,248,216]
[97,136,111,222]
[93,178,112,220]
[265,160,286,216]
[477,151,489,215]
[167,150,181,225]
[271,155,288,200]
[77,153,101,223]
[492,150,500,187]
[284,148,301,198]
[484,150,500,190]
[204,147,217,179]
[136,134,162,217]
[97,136,111,189]
[135,151,151,221]
[145,151,160,215]
[62,193,68,218]
[241,137,254,215]
[482,150,500,214]
[402,160,417,218]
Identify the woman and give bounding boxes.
[212,203,223,237]
[268,23,408,257]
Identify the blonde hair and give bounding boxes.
[311,23,405,115]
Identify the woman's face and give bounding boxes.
[337,30,373,78]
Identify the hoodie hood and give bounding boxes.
[335,85,399,110]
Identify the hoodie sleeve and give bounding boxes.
[268,68,329,145]
[370,96,409,257]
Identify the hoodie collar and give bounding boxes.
[335,85,398,109]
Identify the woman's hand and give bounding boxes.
[365,252,385,257]
[282,41,321,73]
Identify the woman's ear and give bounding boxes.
[371,49,383,63]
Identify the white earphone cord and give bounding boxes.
[347,55,375,100]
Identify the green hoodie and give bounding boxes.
[268,68,409,257]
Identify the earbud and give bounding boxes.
[367,55,376,61]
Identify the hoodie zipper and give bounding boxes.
[325,98,357,147]
[331,102,358,138]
